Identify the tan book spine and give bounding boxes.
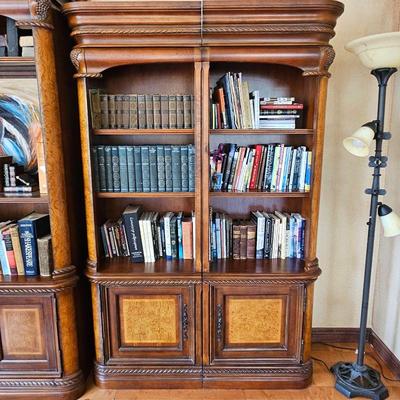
[176,95,184,129]
[153,94,161,129]
[168,95,177,129]
[183,95,192,129]
[108,95,116,129]
[129,94,138,129]
[137,94,146,129]
[122,95,130,129]
[246,222,256,259]
[10,225,24,275]
[37,234,53,277]
[182,219,193,259]
[239,222,247,260]
[145,95,154,129]
[160,95,169,129]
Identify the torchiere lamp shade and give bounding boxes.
[345,32,400,70]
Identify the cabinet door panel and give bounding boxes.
[105,285,197,365]
[0,295,60,375]
[207,284,304,365]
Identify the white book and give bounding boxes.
[251,90,260,129]
[249,99,255,129]
[163,212,173,259]
[146,213,155,262]
[270,215,280,259]
[235,148,248,191]
[245,149,256,191]
[298,150,308,191]
[19,36,34,47]
[227,149,240,191]
[251,211,265,259]
[139,215,148,262]
[274,211,287,259]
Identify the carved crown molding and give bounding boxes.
[16,0,54,30]
[205,279,313,286]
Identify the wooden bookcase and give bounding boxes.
[0,1,86,398]
[64,0,343,390]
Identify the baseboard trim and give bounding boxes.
[369,330,400,379]
[312,327,371,343]
[312,327,399,378]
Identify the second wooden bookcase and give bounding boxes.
[64,0,343,390]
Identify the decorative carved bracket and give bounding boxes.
[16,0,54,30]
[302,46,335,77]
[70,48,103,79]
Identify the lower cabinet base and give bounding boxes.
[0,371,85,400]
[93,362,312,390]
[203,361,313,389]
[94,364,203,389]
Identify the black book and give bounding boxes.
[170,215,178,259]
[111,146,121,192]
[133,146,143,192]
[104,146,113,192]
[164,145,173,192]
[126,146,135,192]
[122,205,144,263]
[140,146,151,192]
[180,145,189,192]
[91,146,100,192]
[149,146,158,192]
[171,145,182,192]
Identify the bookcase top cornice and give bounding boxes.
[63,0,344,48]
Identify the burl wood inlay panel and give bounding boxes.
[227,298,283,344]
[0,306,45,358]
[120,296,179,346]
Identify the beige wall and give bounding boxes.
[314,0,400,328]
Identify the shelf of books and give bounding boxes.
[84,62,202,274]
[203,62,315,272]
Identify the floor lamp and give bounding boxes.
[331,32,400,400]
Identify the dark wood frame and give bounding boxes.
[0,1,85,398]
[64,0,344,390]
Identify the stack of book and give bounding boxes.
[209,209,305,260]
[92,145,195,193]
[101,205,195,263]
[89,90,194,129]
[2,159,39,196]
[0,213,52,277]
[210,143,312,192]
[19,35,34,57]
[210,72,303,130]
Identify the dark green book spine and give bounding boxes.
[133,146,143,192]
[104,146,113,192]
[171,145,182,192]
[140,146,150,193]
[156,145,166,192]
[180,145,189,192]
[97,145,107,192]
[164,145,173,192]
[188,144,195,192]
[149,146,158,192]
[127,146,135,192]
[91,146,100,192]
[170,216,178,259]
[119,146,128,193]
[111,146,120,192]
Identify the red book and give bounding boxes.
[232,147,246,191]
[2,226,17,275]
[260,103,304,110]
[249,145,263,190]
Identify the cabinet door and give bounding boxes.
[105,284,198,366]
[206,283,304,365]
[0,295,61,376]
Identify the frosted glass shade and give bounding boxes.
[378,205,400,238]
[345,32,400,69]
[343,126,374,157]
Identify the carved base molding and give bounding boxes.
[0,371,85,400]
[94,362,312,389]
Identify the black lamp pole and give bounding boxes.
[331,67,397,400]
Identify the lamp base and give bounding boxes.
[331,362,389,400]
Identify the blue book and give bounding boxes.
[140,146,150,193]
[188,145,195,192]
[149,146,158,192]
[118,146,128,193]
[164,146,173,192]
[156,145,166,192]
[18,213,50,276]
[180,145,189,192]
[171,145,181,192]
[133,146,143,192]
[176,212,183,259]
[281,147,292,192]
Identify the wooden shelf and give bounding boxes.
[209,191,309,198]
[0,192,48,204]
[96,257,198,276]
[0,274,54,285]
[93,128,194,136]
[97,192,195,198]
[208,258,306,275]
[210,129,314,135]
[0,57,36,78]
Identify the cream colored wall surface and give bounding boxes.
[372,73,400,359]
[314,0,400,327]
